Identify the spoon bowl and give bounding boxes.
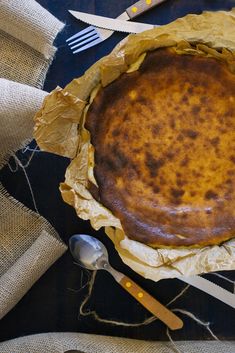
[69,234,109,270]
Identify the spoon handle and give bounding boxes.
[119,275,183,330]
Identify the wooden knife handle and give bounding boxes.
[119,275,183,330]
[126,0,167,19]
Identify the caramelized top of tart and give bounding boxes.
[86,48,235,247]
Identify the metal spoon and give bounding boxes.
[69,234,183,330]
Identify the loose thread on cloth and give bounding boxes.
[67,266,92,294]
[7,143,40,172]
[22,145,42,154]
[7,153,39,214]
[166,328,184,353]
[7,151,36,171]
[20,146,39,169]
[172,309,219,340]
[0,138,33,170]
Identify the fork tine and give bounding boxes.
[73,38,103,54]
[70,33,100,50]
[66,26,96,42]
[68,29,97,46]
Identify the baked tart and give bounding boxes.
[85,47,235,247]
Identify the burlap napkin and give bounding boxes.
[0,0,67,319]
[0,332,234,353]
[0,0,64,87]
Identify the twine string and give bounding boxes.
[166,328,184,353]
[6,143,43,213]
[8,153,39,214]
[73,268,233,345]
[22,145,42,154]
[7,143,39,172]
[172,309,219,340]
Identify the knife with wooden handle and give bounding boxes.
[69,0,167,34]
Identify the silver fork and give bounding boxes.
[66,26,113,54]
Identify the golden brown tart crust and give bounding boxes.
[85,48,235,247]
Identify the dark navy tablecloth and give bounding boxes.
[1,0,235,342]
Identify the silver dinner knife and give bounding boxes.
[69,10,156,33]
[69,0,167,34]
[180,275,235,309]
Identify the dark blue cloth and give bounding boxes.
[1,0,235,342]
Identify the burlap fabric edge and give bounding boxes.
[0,0,66,320]
[0,332,234,353]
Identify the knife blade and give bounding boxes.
[68,10,156,34]
[180,275,235,309]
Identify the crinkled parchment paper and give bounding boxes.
[34,9,235,281]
